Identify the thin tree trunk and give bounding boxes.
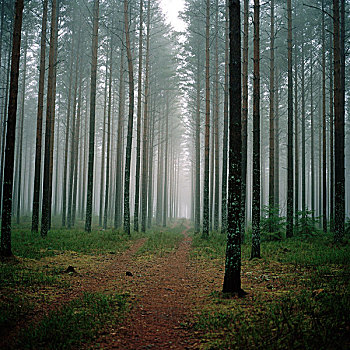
[268,0,275,223]
[202,0,210,238]
[99,44,108,227]
[114,41,125,229]
[16,35,27,224]
[62,31,75,227]
[322,0,327,232]
[213,0,219,232]
[163,95,169,228]
[41,0,58,237]
[134,0,143,232]
[85,0,99,233]
[141,0,150,233]
[241,0,249,232]
[329,33,334,230]
[32,0,48,232]
[0,0,24,257]
[103,34,113,230]
[286,0,294,238]
[195,51,201,234]
[333,0,344,241]
[251,0,260,259]
[310,52,315,219]
[123,0,134,235]
[294,34,299,228]
[274,68,279,210]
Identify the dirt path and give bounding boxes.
[91,223,201,349]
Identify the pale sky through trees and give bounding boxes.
[159,0,186,31]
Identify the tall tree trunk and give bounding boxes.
[333,0,344,241]
[329,33,334,230]
[286,0,294,238]
[103,34,113,230]
[301,36,306,222]
[141,0,150,233]
[202,0,210,238]
[72,68,83,226]
[41,0,58,237]
[294,36,299,227]
[61,30,75,227]
[16,35,27,224]
[85,0,99,232]
[99,44,109,227]
[163,95,169,227]
[223,0,243,295]
[68,29,81,229]
[134,0,143,232]
[310,52,315,219]
[268,0,275,224]
[195,51,201,234]
[213,0,219,232]
[123,0,134,235]
[32,0,48,232]
[274,68,279,210]
[251,0,260,259]
[241,0,249,232]
[114,41,125,229]
[0,0,24,257]
[322,0,327,232]
[221,1,229,234]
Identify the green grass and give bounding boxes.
[136,228,184,257]
[16,292,128,349]
[190,231,350,349]
[11,226,137,259]
[192,290,350,350]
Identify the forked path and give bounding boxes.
[92,223,201,349]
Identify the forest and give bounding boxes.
[0,0,349,348]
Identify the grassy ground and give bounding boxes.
[0,219,183,349]
[189,231,350,349]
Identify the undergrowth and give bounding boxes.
[17,292,128,349]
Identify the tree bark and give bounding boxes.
[0,0,24,257]
[268,0,275,223]
[85,0,99,232]
[286,0,294,238]
[223,0,243,294]
[202,0,210,238]
[41,0,58,237]
[251,0,260,259]
[123,0,135,235]
[32,0,48,232]
[134,0,143,232]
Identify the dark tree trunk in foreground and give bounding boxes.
[221,1,229,234]
[251,0,260,259]
[123,0,135,235]
[32,0,48,233]
[223,0,244,295]
[268,0,275,223]
[85,0,99,233]
[202,0,210,238]
[329,34,334,230]
[333,0,344,242]
[0,0,24,257]
[241,0,249,233]
[41,0,58,237]
[286,0,294,238]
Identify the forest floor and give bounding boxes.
[1,220,350,349]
